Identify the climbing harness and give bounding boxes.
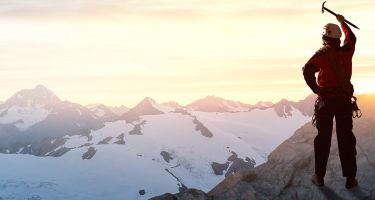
[351,96,362,118]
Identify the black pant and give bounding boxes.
[314,96,357,178]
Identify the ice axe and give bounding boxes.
[322,1,360,30]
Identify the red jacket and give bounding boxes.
[303,22,356,97]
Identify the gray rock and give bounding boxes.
[97,136,113,145]
[225,153,255,177]
[82,147,97,160]
[150,189,211,200]
[49,147,71,157]
[193,117,213,138]
[160,151,173,163]
[165,169,188,192]
[211,162,229,176]
[114,133,125,144]
[129,124,143,135]
[139,189,146,195]
[211,152,255,177]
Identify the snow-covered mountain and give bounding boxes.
[0,86,319,199]
[120,97,174,122]
[86,103,118,122]
[271,94,317,117]
[186,95,252,112]
[0,85,60,131]
[161,101,183,109]
[0,85,104,156]
[253,101,274,109]
[108,105,129,116]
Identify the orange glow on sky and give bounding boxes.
[0,0,374,106]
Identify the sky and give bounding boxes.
[0,0,374,107]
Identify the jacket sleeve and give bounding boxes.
[341,22,356,52]
[302,54,320,94]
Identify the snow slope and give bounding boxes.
[191,107,310,160]
[0,105,310,199]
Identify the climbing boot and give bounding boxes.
[312,175,324,187]
[345,177,358,189]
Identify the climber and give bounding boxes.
[302,14,358,189]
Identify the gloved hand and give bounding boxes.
[336,14,345,23]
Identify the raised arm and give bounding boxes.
[337,15,356,50]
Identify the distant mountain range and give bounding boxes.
[0,85,317,199]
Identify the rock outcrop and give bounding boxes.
[82,147,97,160]
[193,117,213,138]
[211,151,255,177]
[150,189,211,200]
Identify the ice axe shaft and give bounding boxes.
[322,1,360,30]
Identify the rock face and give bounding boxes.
[211,152,255,177]
[152,95,375,200]
[150,189,211,200]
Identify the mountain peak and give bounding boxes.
[2,85,60,108]
[32,85,58,98]
[142,97,157,104]
[120,97,168,123]
[34,84,50,91]
[203,95,222,101]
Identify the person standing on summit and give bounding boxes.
[302,14,358,189]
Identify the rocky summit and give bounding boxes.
[152,95,375,200]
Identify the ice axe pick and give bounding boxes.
[322,1,360,30]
